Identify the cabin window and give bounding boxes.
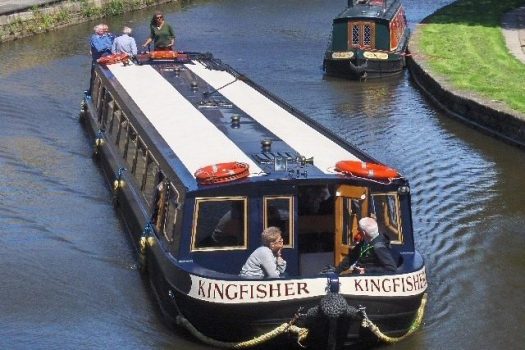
[125,126,138,167]
[101,98,114,128]
[108,108,121,140]
[349,21,375,48]
[97,89,112,125]
[370,192,402,244]
[342,197,366,246]
[351,24,360,46]
[116,114,129,155]
[93,76,103,110]
[264,196,293,247]
[192,197,247,251]
[134,138,148,190]
[143,154,160,207]
[152,180,180,245]
[363,24,372,46]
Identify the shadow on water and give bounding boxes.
[0,0,524,349]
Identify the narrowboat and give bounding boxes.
[80,51,427,348]
[323,0,410,80]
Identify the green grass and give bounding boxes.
[418,0,525,114]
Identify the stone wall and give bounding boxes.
[0,0,177,43]
[407,26,525,149]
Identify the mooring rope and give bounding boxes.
[361,292,428,343]
[176,314,308,349]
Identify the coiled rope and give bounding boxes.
[176,314,308,349]
[361,292,428,343]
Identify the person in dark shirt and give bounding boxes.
[336,217,397,275]
[142,11,175,51]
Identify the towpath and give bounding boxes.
[501,5,525,64]
[0,0,60,15]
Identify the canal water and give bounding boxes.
[1,0,524,349]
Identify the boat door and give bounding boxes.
[334,185,369,266]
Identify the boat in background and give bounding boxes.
[323,0,410,80]
[80,50,426,348]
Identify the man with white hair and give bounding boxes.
[90,23,113,62]
[335,217,397,274]
[112,26,138,56]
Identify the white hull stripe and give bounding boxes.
[188,267,427,304]
[185,61,360,173]
[107,64,263,176]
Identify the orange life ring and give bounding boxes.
[150,51,178,60]
[97,53,129,65]
[194,162,250,185]
[335,160,399,180]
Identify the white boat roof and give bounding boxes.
[107,60,359,179]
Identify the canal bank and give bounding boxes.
[408,3,525,149]
[0,0,177,43]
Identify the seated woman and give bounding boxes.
[239,227,286,278]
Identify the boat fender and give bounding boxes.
[335,160,399,180]
[149,50,178,60]
[93,130,105,157]
[138,223,153,271]
[194,162,250,185]
[97,53,129,65]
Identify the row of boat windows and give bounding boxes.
[192,196,293,251]
[92,76,182,246]
[191,190,404,252]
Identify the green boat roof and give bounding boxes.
[334,0,403,22]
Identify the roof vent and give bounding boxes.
[261,139,272,152]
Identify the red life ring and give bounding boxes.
[194,162,250,185]
[150,51,178,60]
[335,160,399,180]
[97,53,129,65]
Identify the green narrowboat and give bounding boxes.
[323,0,410,79]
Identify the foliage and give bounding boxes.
[418,0,525,113]
[1,1,174,41]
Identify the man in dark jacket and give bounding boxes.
[336,217,397,274]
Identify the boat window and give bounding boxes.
[342,197,366,246]
[351,23,360,46]
[116,114,129,156]
[152,175,166,233]
[363,24,372,46]
[108,108,121,140]
[163,182,181,244]
[349,21,375,48]
[97,89,110,124]
[192,197,247,251]
[125,126,138,168]
[370,192,402,244]
[93,75,103,110]
[143,153,160,207]
[151,179,180,244]
[101,98,114,129]
[134,138,147,190]
[264,196,293,247]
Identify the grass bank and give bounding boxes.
[418,0,525,114]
